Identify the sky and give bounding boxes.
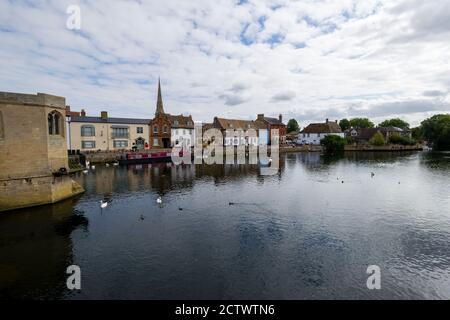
[0,0,449,127]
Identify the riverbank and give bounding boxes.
[344,144,424,152]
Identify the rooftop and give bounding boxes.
[301,121,342,134]
[214,117,257,130]
[70,116,150,125]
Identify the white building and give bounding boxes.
[169,115,194,148]
[297,119,344,145]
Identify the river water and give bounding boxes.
[1,151,450,299]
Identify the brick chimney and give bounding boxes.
[101,111,108,120]
[257,114,265,121]
[279,114,282,123]
[81,109,86,117]
[326,118,329,123]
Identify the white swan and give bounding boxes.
[91,165,96,170]
[156,196,162,204]
[100,200,108,209]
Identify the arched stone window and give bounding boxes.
[81,125,95,137]
[48,111,62,135]
[0,111,4,139]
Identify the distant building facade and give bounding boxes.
[212,117,259,146]
[297,119,344,145]
[169,114,194,148]
[0,92,84,212]
[67,80,194,151]
[347,126,412,143]
[255,114,286,145]
[68,111,150,151]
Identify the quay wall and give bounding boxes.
[344,144,424,152]
[0,92,84,213]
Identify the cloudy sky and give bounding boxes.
[1,0,449,127]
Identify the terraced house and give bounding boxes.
[68,110,150,151]
[67,80,194,151]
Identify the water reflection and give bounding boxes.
[0,198,87,299]
[1,152,450,299]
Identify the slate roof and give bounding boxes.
[70,116,150,125]
[301,121,342,134]
[356,127,410,140]
[264,117,285,125]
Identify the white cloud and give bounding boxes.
[0,0,449,127]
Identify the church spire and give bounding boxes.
[156,78,165,115]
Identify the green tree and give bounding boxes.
[411,127,423,142]
[378,118,410,129]
[320,135,347,154]
[349,117,374,129]
[421,114,450,150]
[339,118,351,131]
[389,134,416,146]
[287,119,300,133]
[369,131,385,146]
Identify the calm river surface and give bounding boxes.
[1,151,450,299]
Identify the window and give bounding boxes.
[174,120,179,126]
[153,126,158,134]
[81,125,95,137]
[0,111,4,139]
[183,129,186,135]
[137,127,143,134]
[48,111,62,135]
[163,126,168,133]
[153,138,159,146]
[175,129,178,135]
[113,140,128,148]
[82,141,96,149]
[112,127,129,138]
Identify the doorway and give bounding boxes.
[162,138,170,148]
[135,137,145,150]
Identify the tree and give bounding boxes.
[369,131,385,146]
[411,127,423,142]
[378,118,410,129]
[389,134,416,146]
[320,135,347,154]
[339,118,351,131]
[287,119,300,133]
[349,117,374,129]
[421,114,450,150]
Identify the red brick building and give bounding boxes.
[149,79,172,148]
[255,114,286,145]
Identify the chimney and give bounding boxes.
[335,120,338,123]
[326,118,329,123]
[257,114,264,121]
[81,109,86,117]
[101,111,108,120]
[279,114,282,123]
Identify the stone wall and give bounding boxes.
[0,92,84,212]
[344,144,424,152]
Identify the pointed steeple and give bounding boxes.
[155,78,165,115]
